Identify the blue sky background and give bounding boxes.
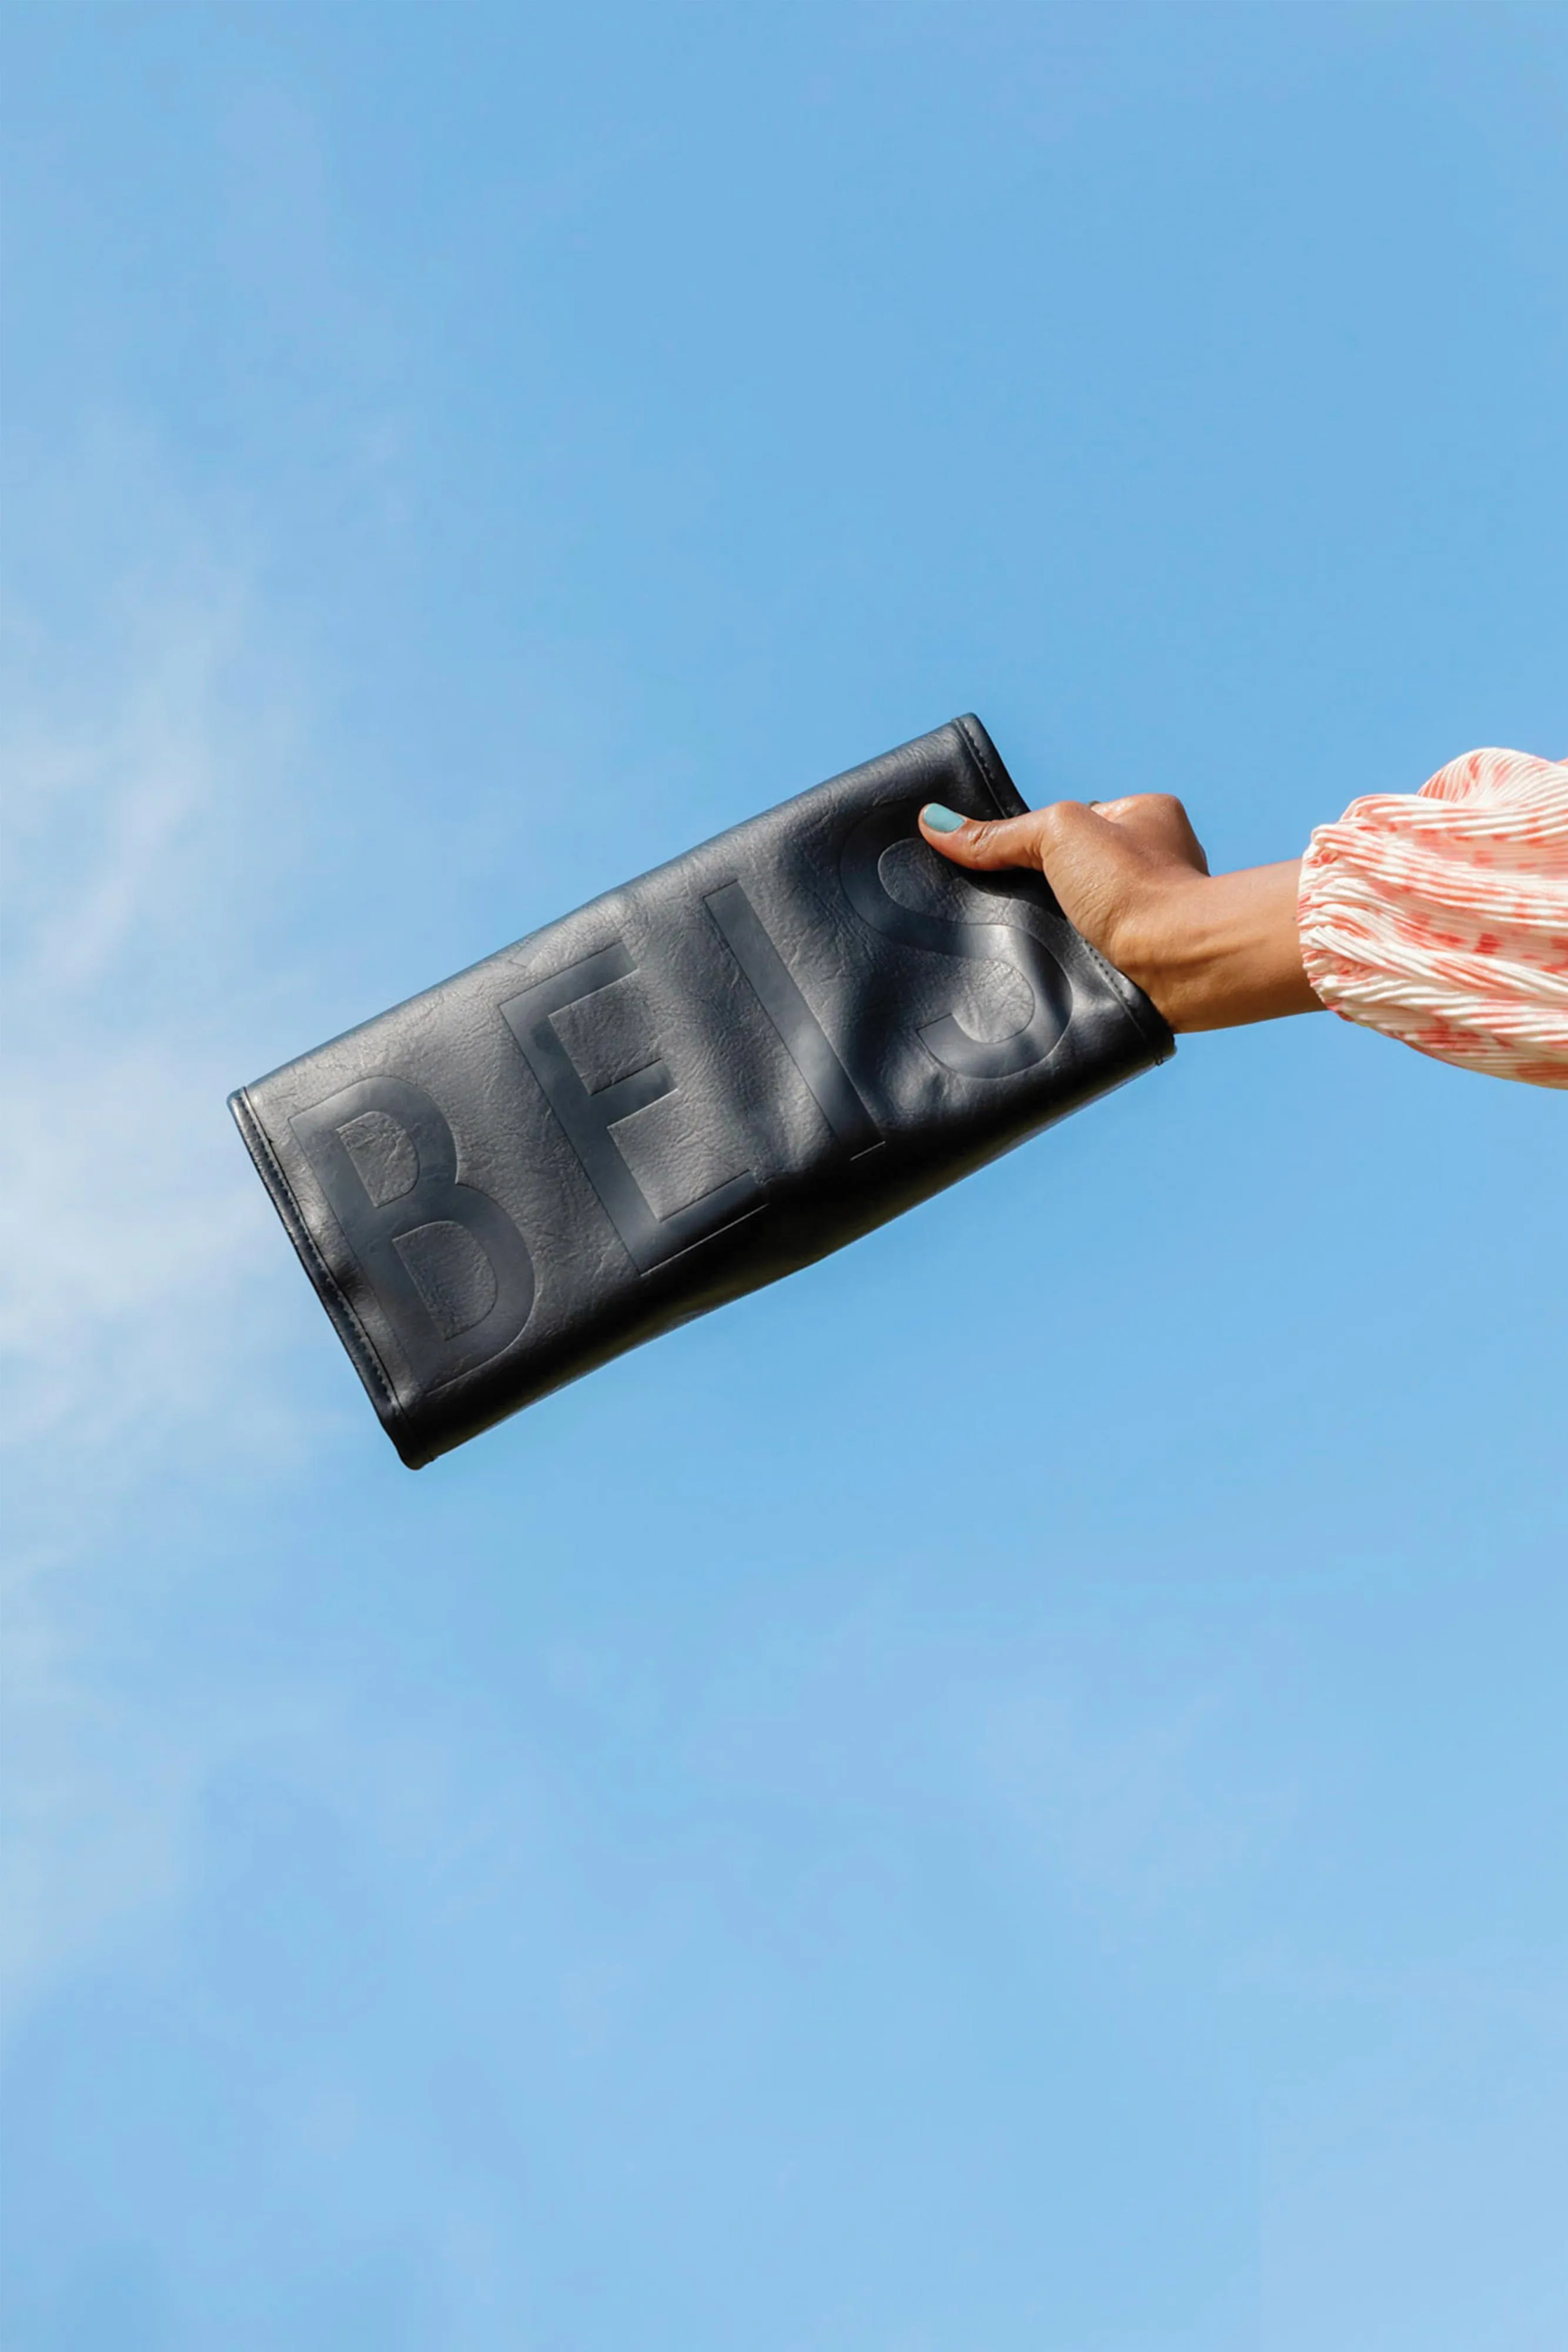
[2,5,1564,2347]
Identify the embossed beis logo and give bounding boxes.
[286,811,1069,1392]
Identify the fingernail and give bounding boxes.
[921,803,965,833]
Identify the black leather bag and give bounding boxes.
[231,716,1172,1465]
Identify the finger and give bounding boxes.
[917,803,1059,871]
[1084,791,1210,875]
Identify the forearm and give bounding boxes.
[1125,860,1320,1033]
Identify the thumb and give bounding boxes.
[917,801,1059,873]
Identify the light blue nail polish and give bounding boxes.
[921,803,965,833]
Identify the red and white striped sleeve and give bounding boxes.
[1297,748,1568,1090]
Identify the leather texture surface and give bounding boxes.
[231,717,1174,1465]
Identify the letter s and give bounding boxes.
[838,802,1071,1077]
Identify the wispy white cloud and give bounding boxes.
[1,521,334,2022]
[1,557,319,1468]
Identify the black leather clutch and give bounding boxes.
[231,716,1173,1465]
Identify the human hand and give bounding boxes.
[918,793,1322,1033]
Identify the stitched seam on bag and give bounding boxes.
[233,1087,408,1431]
[951,717,1174,1061]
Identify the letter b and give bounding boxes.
[291,1076,536,1388]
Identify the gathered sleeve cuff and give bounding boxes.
[1297,748,1568,1090]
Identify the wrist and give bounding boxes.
[1118,861,1320,1032]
